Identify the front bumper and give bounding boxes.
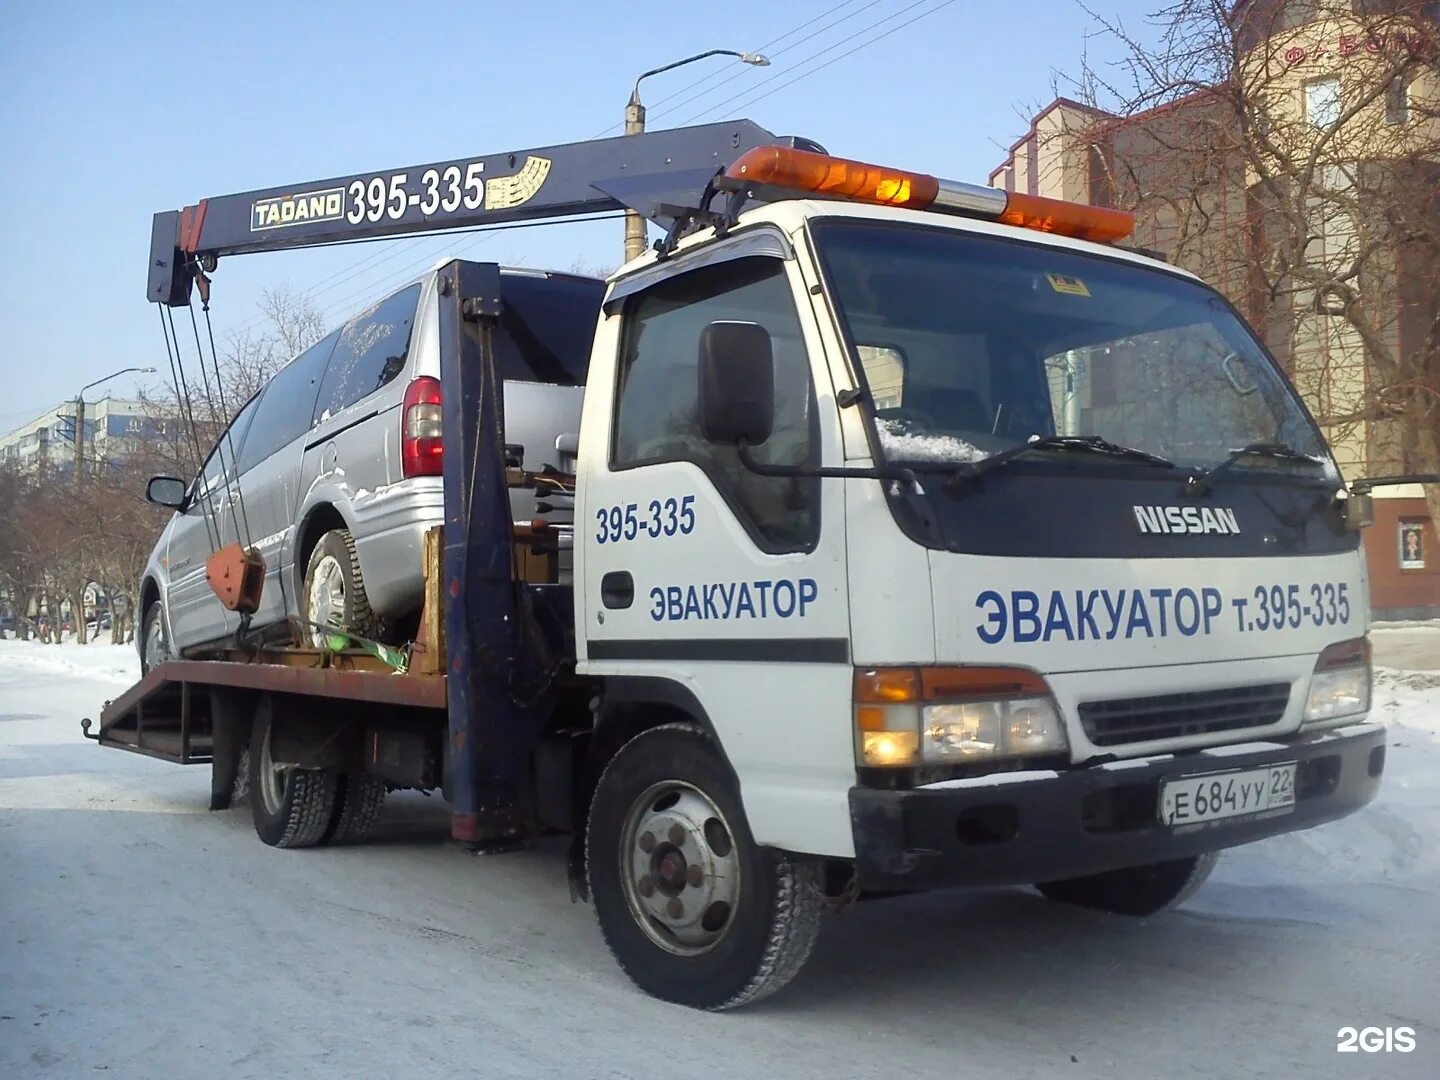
[850,722,1385,891]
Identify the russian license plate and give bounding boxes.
[1159,763,1296,827]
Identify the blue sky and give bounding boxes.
[0,0,1156,431]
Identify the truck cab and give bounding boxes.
[575,182,1381,919]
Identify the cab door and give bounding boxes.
[577,236,856,858]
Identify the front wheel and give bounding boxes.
[140,600,171,675]
[1036,852,1219,916]
[586,723,823,1010]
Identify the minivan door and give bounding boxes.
[219,330,337,633]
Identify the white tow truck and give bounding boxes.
[90,123,1388,1009]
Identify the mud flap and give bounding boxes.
[209,690,255,810]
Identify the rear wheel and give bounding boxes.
[325,774,387,844]
[248,709,339,849]
[586,723,823,1010]
[140,600,171,675]
[301,528,380,647]
[1036,852,1218,916]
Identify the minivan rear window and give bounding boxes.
[237,329,339,473]
[313,284,421,422]
[495,273,603,386]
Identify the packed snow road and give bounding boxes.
[1,640,1437,1079]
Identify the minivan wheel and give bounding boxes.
[302,529,381,647]
[141,600,171,675]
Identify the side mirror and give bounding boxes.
[146,475,188,509]
[1340,491,1373,531]
[698,321,774,445]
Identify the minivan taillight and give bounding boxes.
[402,376,443,477]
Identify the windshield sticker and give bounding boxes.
[1045,273,1091,297]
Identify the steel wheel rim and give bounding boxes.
[619,780,741,956]
[143,609,167,670]
[307,554,347,645]
[258,724,287,816]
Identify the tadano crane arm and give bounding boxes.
[148,119,790,306]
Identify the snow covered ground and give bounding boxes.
[1,638,1437,1078]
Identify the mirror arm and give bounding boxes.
[736,440,920,489]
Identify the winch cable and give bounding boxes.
[188,299,254,550]
[157,305,221,551]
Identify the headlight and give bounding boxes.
[855,667,1068,767]
[922,698,1067,761]
[1303,638,1371,725]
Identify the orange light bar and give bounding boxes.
[999,191,1134,244]
[727,146,1135,244]
[726,147,940,209]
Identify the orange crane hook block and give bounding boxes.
[206,543,265,614]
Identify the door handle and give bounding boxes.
[600,571,633,609]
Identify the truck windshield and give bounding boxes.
[812,220,1330,478]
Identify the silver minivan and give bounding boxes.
[139,263,601,669]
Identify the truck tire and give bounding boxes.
[1036,851,1219,916]
[325,774,387,844]
[140,599,171,675]
[248,710,339,849]
[586,722,823,1010]
[301,529,381,647]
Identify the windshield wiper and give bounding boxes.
[943,435,1176,488]
[1184,441,1326,496]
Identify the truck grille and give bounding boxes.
[1078,683,1291,747]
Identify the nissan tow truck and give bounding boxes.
[87,119,1393,1010]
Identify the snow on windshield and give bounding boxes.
[875,419,988,463]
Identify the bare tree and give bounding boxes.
[1068,0,1439,522]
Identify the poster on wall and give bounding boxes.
[1399,521,1426,571]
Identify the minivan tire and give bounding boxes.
[301,528,381,646]
[141,599,171,675]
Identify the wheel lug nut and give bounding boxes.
[666,898,684,919]
[636,876,655,898]
[668,824,686,846]
[638,831,656,853]
[686,865,704,887]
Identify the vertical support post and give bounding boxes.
[74,397,86,482]
[438,261,543,851]
[623,98,648,262]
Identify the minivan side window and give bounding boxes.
[189,388,263,512]
[612,257,819,553]
[237,329,339,473]
[312,284,421,422]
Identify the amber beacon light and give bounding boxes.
[725,146,1133,244]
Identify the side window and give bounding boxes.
[189,389,263,510]
[237,329,339,473]
[313,284,421,422]
[613,257,818,553]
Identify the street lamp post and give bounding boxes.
[73,366,157,480]
[624,49,769,262]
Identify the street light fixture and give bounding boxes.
[73,365,158,479]
[623,49,770,261]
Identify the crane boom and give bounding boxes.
[147,120,789,306]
